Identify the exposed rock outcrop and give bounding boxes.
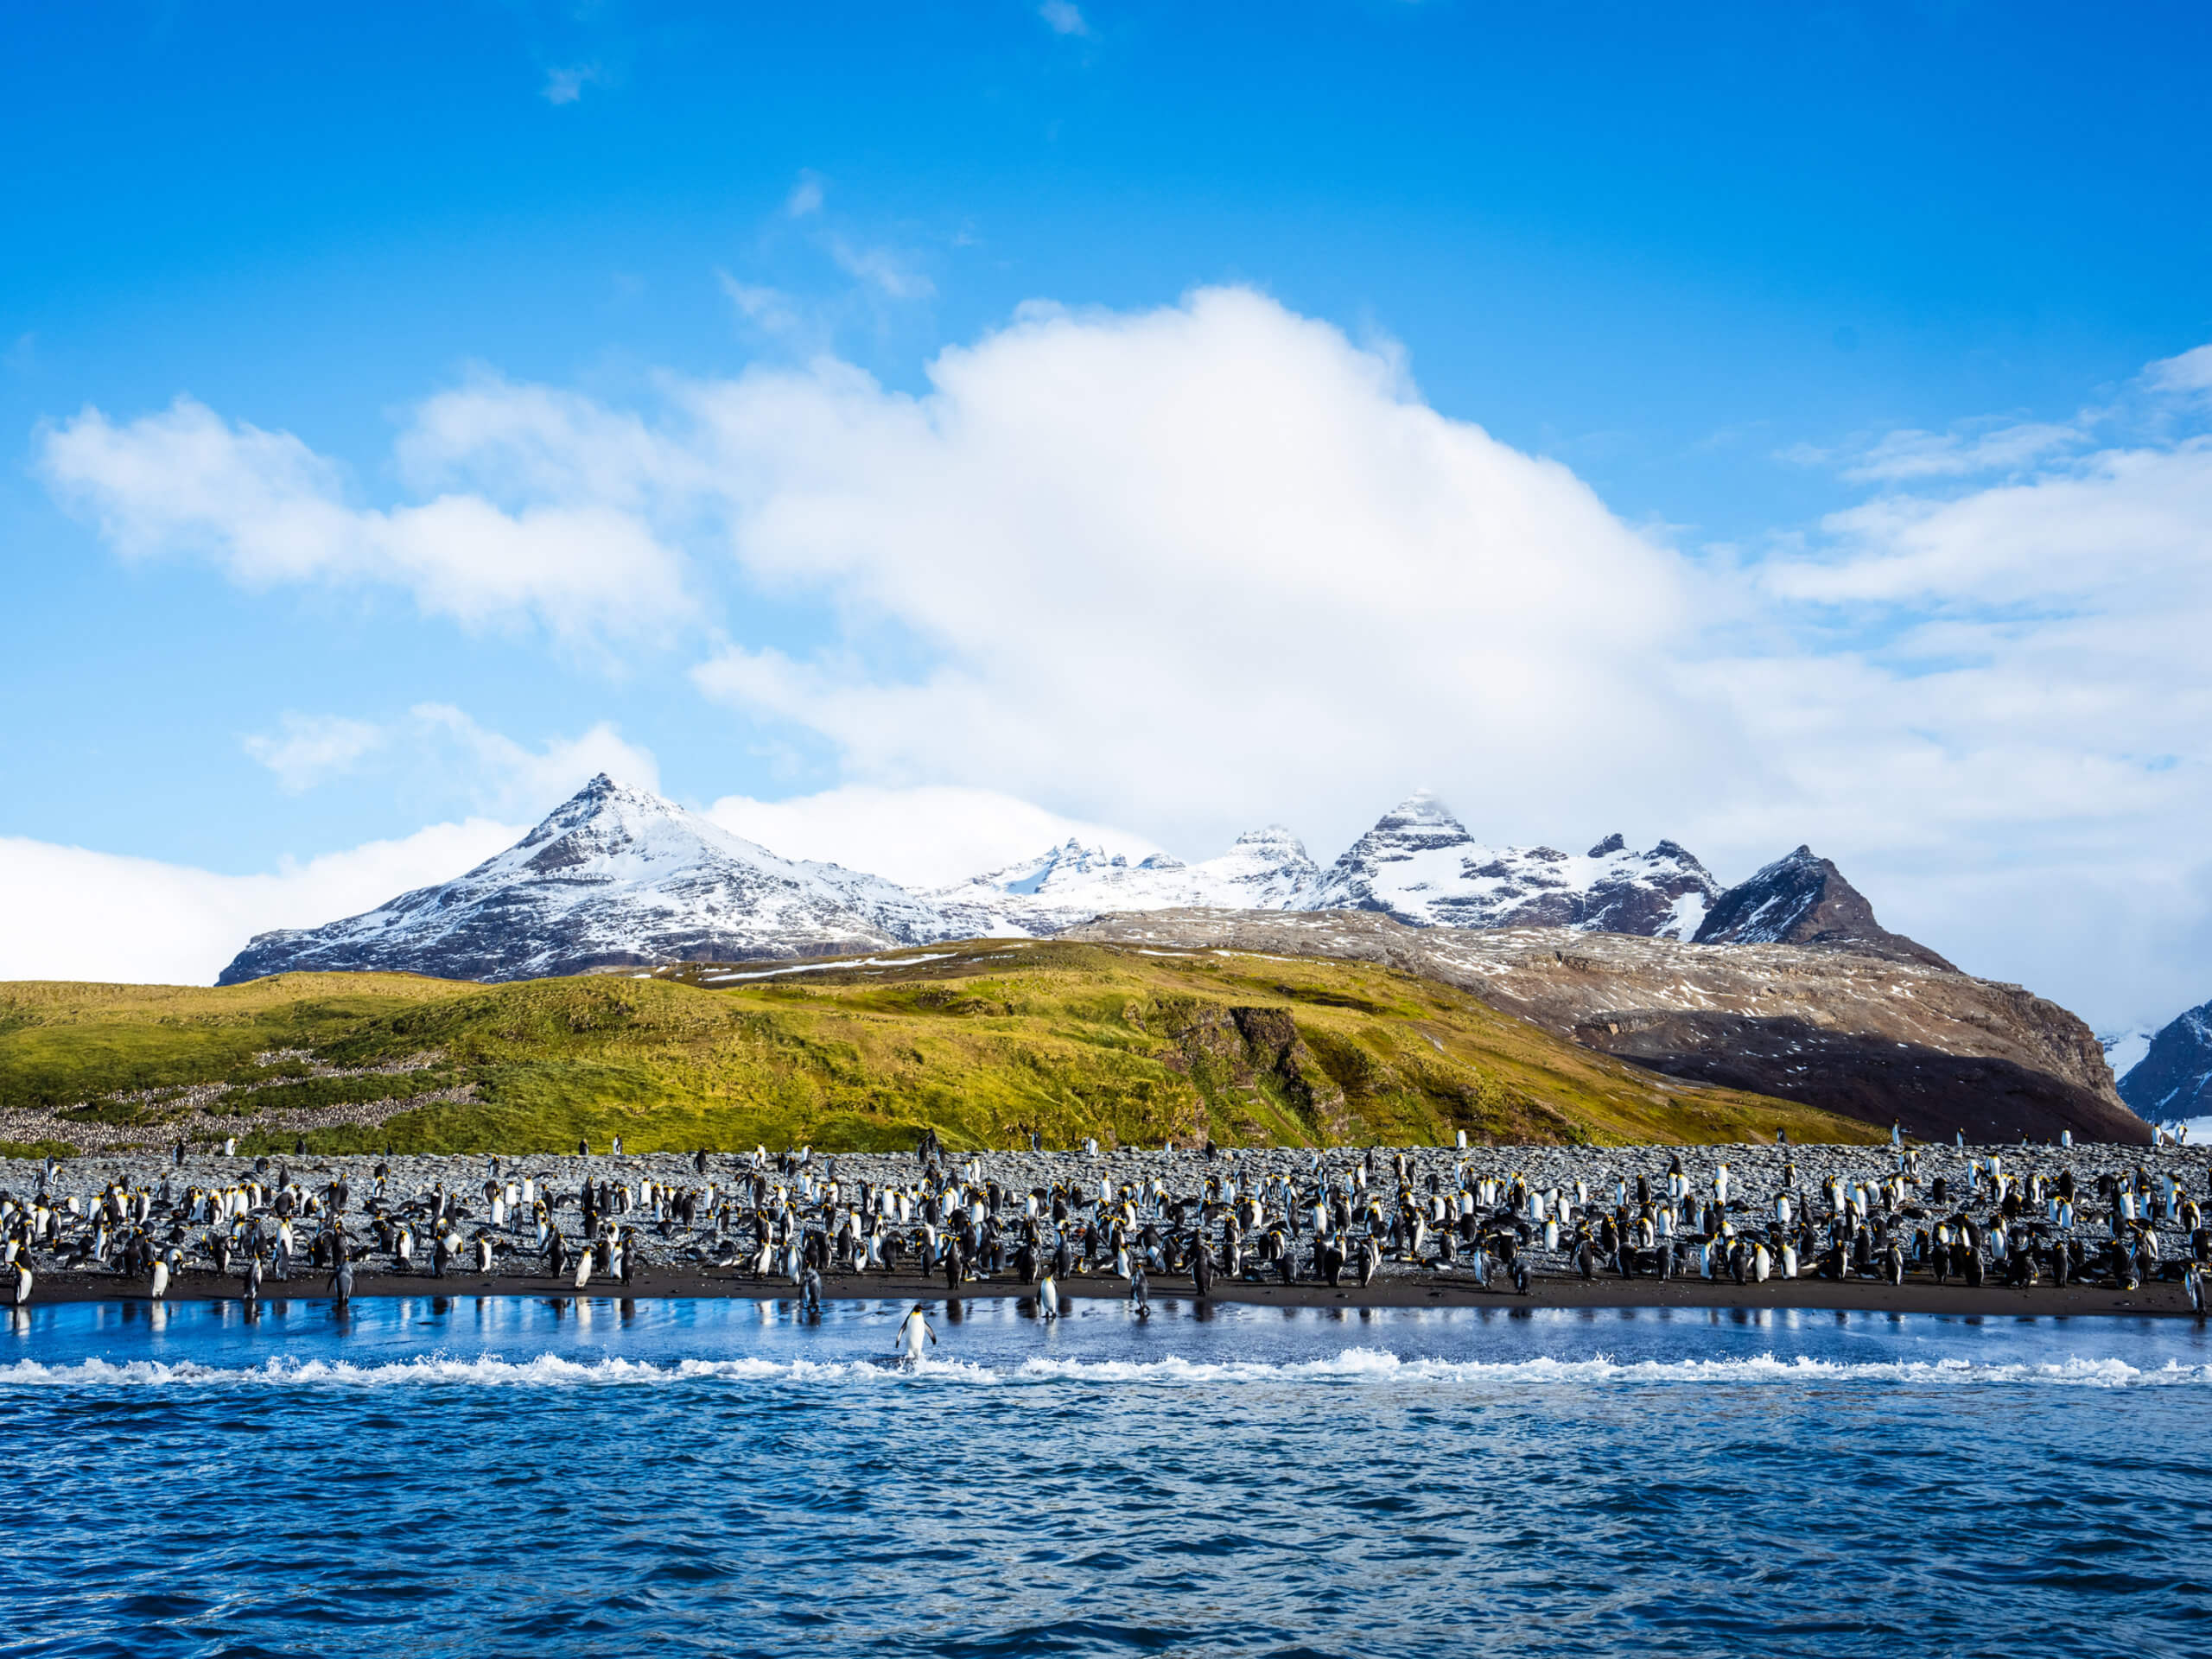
[1065,908,2143,1144]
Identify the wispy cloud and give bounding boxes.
[785,170,824,218]
[717,272,808,339]
[1821,420,2084,483]
[245,703,658,816]
[2146,343,2212,398]
[541,61,602,105]
[826,235,934,300]
[1039,0,1090,36]
[243,714,389,792]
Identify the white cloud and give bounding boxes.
[717,272,808,340]
[542,63,601,105]
[244,714,389,792]
[239,704,658,818]
[785,171,824,218]
[2146,343,2212,397]
[1826,420,2082,482]
[410,703,661,811]
[708,785,1159,887]
[0,820,518,988]
[825,236,934,300]
[1039,1,1090,36]
[680,289,1701,855]
[40,395,692,645]
[45,301,2212,1029]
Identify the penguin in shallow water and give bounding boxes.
[332,1258,354,1308]
[894,1303,937,1365]
[150,1256,169,1302]
[1038,1268,1059,1321]
[2186,1263,2204,1318]
[13,1262,30,1306]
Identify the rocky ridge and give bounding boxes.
[1693,844,1954,969]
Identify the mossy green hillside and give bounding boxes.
[0,944,1885,1154]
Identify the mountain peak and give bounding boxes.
[221,779,944,983]
[1693,846,1955,970]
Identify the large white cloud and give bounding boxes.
[0,820,521,987]
[34,289,2212,1029]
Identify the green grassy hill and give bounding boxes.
[0,940,1883,1155]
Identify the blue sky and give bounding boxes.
[5,1,2212,1027]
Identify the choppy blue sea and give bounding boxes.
[4,1295,2209,1658]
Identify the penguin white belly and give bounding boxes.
[151,1260,169,1300]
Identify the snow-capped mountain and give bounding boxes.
[215,779,1954,988]
[2113,999,2212,1125]
[924,825,1323,938]
[1302,794,1720,938]
[1691,844,1955,969]
[218,774,947,984]
[2100,1026,2157,1090]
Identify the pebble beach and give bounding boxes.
[9,1136,2208,1317]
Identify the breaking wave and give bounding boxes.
[2,1347,2205,1390]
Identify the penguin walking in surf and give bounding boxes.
[893,1303,938,1366]
[331,1255,355,1310]
[149,1255,169,1303]
[1037,1267,1060,1322]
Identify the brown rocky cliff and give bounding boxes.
[1065,909,2142,1145]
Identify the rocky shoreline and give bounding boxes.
[8,1139,2207,1319]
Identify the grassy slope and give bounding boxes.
[0,944,1884,1154]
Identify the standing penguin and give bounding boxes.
[1037,1268,1060,1322]
[13,1261,30,1306]
[149,1255,169,1302]
[332,1256,355,1309]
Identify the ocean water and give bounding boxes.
[4,1296,2209,1658]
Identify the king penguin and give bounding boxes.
[1038,1268,1059,1322]
[150,1256,169,1302]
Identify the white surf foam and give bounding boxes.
[0,1346,2204,1390]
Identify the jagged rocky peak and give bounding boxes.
[1306,797,1719,940]
[219,774,947,985]
[2113,999,2212,1125]
[1692,845,1955,970]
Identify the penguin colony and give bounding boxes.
[3,1138,2209,1308]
